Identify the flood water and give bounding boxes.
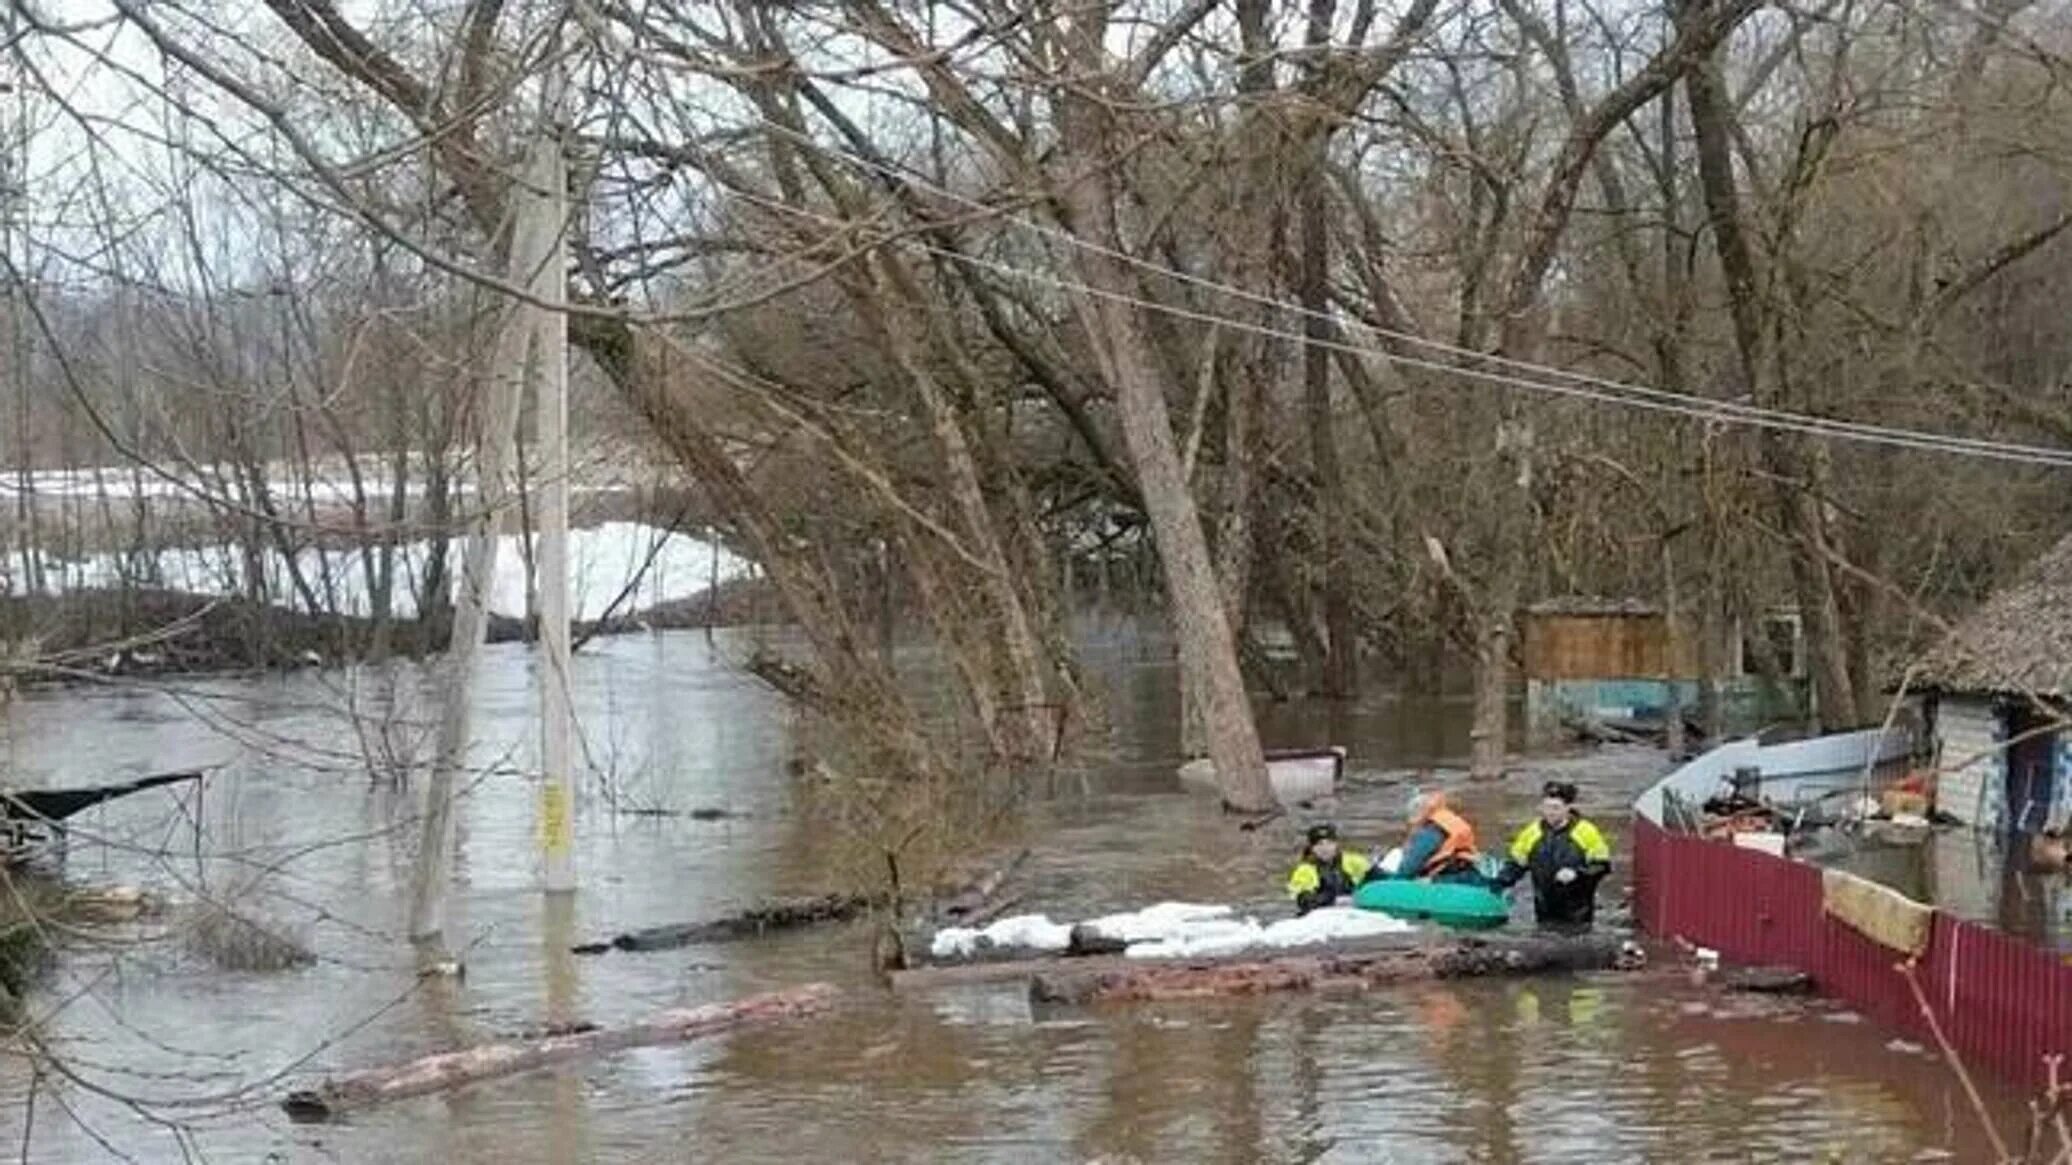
[0,622,2027,1162]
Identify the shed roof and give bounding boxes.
[1912,531,2072,698]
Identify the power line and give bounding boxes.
[740,115,2072,468]
[716,174,2072,469]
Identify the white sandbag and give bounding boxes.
[929,913,1074,959]
[1081,902,1234,943]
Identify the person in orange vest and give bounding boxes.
[1385,789,1486,884]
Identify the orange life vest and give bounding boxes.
[1417,806,1480,874]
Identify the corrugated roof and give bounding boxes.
[1912,531,2072,698]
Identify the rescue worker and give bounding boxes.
[1287,823,1371,915]
[1496,780,1612,928]
[1388,789,1486,884]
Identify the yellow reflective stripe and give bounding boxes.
[1509,821,1542,866]
[1573,818,1612,862]
[1344,852,1373,882]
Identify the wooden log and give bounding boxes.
[573,848,1027,957]
[888,933,1437,993]
[281,983,835,1122]
[571,894,870,955]
[1029,934,1626,1005]
[890,950,1136,992]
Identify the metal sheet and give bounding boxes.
[1636,820,2072,1091]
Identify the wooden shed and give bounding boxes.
[1519,598,1698,682]
[1519,597,1808,740]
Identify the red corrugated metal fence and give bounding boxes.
[1635,818,2072,1091]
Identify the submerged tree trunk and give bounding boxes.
[1470,356,1537,781]
[1053,58,1274,812]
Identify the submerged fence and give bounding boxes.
[1634,818,2072,1092]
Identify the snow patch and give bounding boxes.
[4,520,750,623]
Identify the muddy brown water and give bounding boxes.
[0,624,2027,1162]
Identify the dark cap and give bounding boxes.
[1306,823,1340,846]
[1542,780,1580,804]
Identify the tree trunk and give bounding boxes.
[1053,78,1274,812]
[1775,462,1858,729]
[1471,415,1532,780]
[1698,513,1727,740]
[409,320,528,946]
[1661,538,1687,757]
[1302,145,1357,700]
[1682,10,1857,731]
[281,984,836,1122]
[875,288,1055,766]
[1029,933,1626,1004]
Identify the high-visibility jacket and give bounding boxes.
[1287,850,1372,913]
[1500,816,1612,925]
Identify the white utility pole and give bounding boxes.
[532,126,576,894]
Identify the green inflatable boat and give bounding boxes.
[1352,878,1512,930]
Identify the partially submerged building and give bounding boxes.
[1911,532,2072,834]
[1519,597,1809,739]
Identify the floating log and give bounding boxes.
[890,949,1143,992]
[571,894,870,955]
[1029,933,1627,1005]
[280,983,835,1122]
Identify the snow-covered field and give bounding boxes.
[929,902,1415,962]
[2,521,752,622]
[0,452,677,503]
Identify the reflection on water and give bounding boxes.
[0,627,2025,1162]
